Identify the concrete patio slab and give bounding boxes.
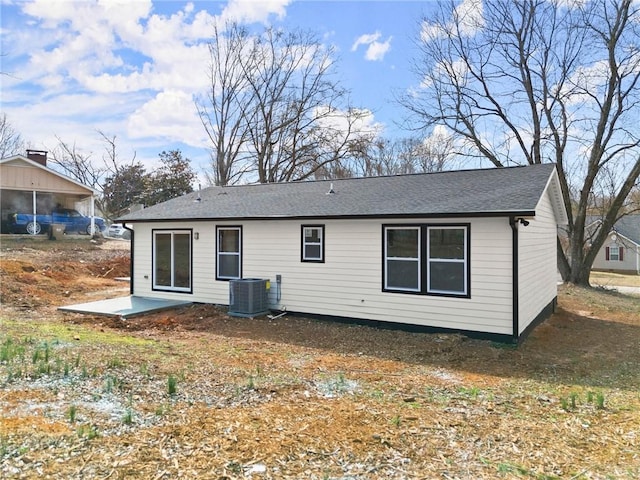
[58,296,192,318]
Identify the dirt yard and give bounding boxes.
[1,236,639,479]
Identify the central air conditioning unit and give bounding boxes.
[228,278,270,317]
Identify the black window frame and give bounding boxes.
[152,228,193,293]
[301,224,325,263]
[382,223,470,298]
[216,225,242,280]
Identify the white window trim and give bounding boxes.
[609,244,620,261]
[152,230,191,292]
[217,226,242,280]
[302,226,324,262]
[426,226,468,295]
[384,226,421,292]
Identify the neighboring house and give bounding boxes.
[119,163,568,343]
[590,215,640,275]
[0,151,100,234]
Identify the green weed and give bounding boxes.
[103,375,120,394]
[107,356,123,369]
[570,392,578,409]
[459,386,481,399]
[76,425,99,440]
[167,375,177,396]
[68,405,78,423]
[122,409,133,425]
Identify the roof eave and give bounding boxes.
[0,155,100,196]
[608,230,640,247]
[119,210,538,223]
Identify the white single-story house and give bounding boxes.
[118,163,568,343]
[590,215,640,275]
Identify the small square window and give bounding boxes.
[302,225,324,262]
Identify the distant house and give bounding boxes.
[590,215,640,275]
[119,163,568,343]
[0,151,100,234]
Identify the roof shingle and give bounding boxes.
[119,163,559,222]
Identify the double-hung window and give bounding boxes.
[607,244,624,262]
[217,226,242,280]
[383,224,469,297]
[153,230,192,292]
[302,225,324,262]
[384,226,421,291]
[427,226,468,295]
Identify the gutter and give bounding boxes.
[118,210,538,224]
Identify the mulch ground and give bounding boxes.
[1,237,639,479]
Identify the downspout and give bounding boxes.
[123,224,134,295]
[509,216,519,343]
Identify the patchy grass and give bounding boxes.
[590,270,640,288]
[1,241,639,478]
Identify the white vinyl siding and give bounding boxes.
[518,189,559,334]
[130,217,515,335]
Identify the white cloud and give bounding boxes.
[351,32,381,51]
[365,37,392,61]
[219,0,291,24]
[314,106,383,140]
[2,90,145,158]
[128,90,207,147]
[559,60,610,105]
[418,58,469,91]
[351,31,392,61]
[421,0,483,41]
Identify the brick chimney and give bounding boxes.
[27,149,48,166]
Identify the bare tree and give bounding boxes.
[198,24,374,184]
[339,134,457,178]
[401,0,640,286]
[48,136,105,191]
[196,23,253,186]
[48,132,139,218]
[0,114,26,159]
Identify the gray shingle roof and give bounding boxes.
[119,163,558,222]
[613,215,640,244]
[586,214,640,245]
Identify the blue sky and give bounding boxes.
[1,0,437,179]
